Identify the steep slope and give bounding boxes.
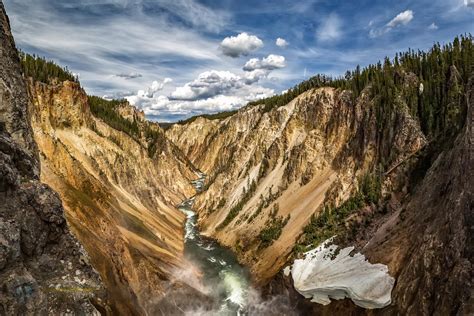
[359,75,473,314]
[266,75,473,315]
[167,85,425,282]
[167,37,473,313]
[0,3,108,314]
[26,77,202,314]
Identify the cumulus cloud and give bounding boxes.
[114,72,143,79]
[126,78,172,104]
[243,69,270,84]
[428,22,438,30]
[129,87,274,121]
[316,13,343,42]
[171,71,242,100]
[220,32,264,57]
[276,37,289,47]
[126,69,275,121]
[243,54,286,71]
[386,10,414,28]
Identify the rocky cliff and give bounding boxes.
[265,76,473,315]
[25,76,208,314]
[0,2,109,314]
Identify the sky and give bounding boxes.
[4,0,474,122]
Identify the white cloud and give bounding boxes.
[134,78,172,98]
[128,84,274,119]
[370,10,414,38]
[243,69,270,84]
[243,54,286,71]
[276,37,289,47]
[171,71,243,100]
[126,69,275,120]
[428,22,438,30]
[386,10,414,28]
[317,13,343,42]
[220,32,264,57]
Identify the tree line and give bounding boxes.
[162,109,238,130]
[249,35,473,141]
[88,96,139,138]
[19,51,78,84]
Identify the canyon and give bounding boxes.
[166,86,426,283]
[1,2,473,315]
[26,78,204,315]
[166,76,473,314]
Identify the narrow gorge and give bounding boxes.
[1,1,473,315]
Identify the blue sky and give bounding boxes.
[4,0,474,122]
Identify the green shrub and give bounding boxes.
[259,214,290,248]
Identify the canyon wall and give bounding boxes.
[26,78,203,314]
[0,3,109,314]
[167,86,425,282]
[265,76,473,315]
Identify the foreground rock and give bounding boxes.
[0,2,109,314]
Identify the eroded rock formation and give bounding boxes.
[0,3,109,314]
[267,76,473,315]
[167,87,425,283]
[25,77,208,314]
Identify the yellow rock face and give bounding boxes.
[27,79,196,314]
[167,87,426,283]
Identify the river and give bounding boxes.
[178,173,252,315]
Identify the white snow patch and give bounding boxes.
[291,238,394,309]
